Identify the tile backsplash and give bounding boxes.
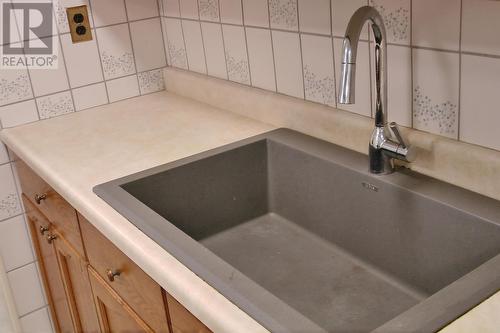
[160,0,500,152]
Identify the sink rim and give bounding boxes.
[94,128,500,333]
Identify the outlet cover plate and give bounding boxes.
[66,5,92,43]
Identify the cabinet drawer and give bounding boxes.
[15,159,85,258]
[79,214,170,333]
[166,294,211,333]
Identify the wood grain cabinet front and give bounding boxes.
[16,157,213,333]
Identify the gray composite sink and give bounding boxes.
[94,129,500,333]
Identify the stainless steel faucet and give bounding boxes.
[338,6,415,174]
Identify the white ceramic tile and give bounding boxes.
[164,18,188,69]
[53,0,95,34]
[0,143,9,164]
[91,0,127,27]
[0,215,34,271]
[179,0,199,19]
[201,22,227,79]
[272,30,303,98]
[246,27,275,91]
[96,24,136,80]
[10,0,58,40]
[138,69,165,94]
[20,306,54,333]
[301,34,335,106]
[28,39,69,97]
[333,37,371,117]
[130,18,167,72]
[36,91,75,119]
[462,0,500,56]
[298,0,330,35]
[370,0,410,45]
[385,45,411,126]
[125,0,159,20]
[160,17,171,66]
[412,0,460,51]
[163,0,180,17]
[242,0,269,27]
[0,100,39,128]
[199,0,220,22]
[106,75,140,102]
[60,32,104,88]
[220,0,242,25]
[0,163,22,221]
[331,0,368,38]
[222,24,250,85]
[0,68,33,106]
[182,20,206,74]
[269,0,298,31]
[412,49,459,138]
[460,55,500,151]
[72,82,108,110]
[7,262,46,316]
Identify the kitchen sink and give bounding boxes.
[94,128,500,333]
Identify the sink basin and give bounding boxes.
[95,129,500,332]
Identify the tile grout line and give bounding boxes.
[457,0,463,140]
[157,2,171,68]
[240,0,252,86]
[195,0,209,76]
[87,0,111,104]
[178,0,191,71]
[329,0,337,108]
[267,0,278,92]
[122,0,142,94]
[296,1,306,100]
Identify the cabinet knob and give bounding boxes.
[46,234,57,244]
[39,225,49,235]
[106,269,121,282]
[34,193,47,205]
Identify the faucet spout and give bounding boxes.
[338,6,415,174]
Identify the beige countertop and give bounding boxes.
[0,91,274,333]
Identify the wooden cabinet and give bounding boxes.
[16,160,213,333]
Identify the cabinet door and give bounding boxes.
[165,294,211,333]
[53,232,101,333]
[25,197,74,333]
[88,267,154,333]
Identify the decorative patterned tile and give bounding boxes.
[36,91,75,120]
[0,69,33,106]
[96,24,136,80]
[182,20,206,74]
[242,0,269,27]
[164,18,188,69]
[220,0,242,25]
[460,55,500,151]
[138,69,165,94]
[370,0,410,45]
[272,30,303,98]
[0,100,39,128]
[269,0,298,31]
[246,27,275,91]
[222,25,250,85]
[412,0,461,51]
[130,18,167,72]
[298,0,330,35]
[201,22,227,79]
[0,164,21,221]
[412,49,459,138]
[301,34,335,106]
[199,0,220,22]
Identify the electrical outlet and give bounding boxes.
[66,5,92,43]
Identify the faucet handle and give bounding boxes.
[389,122,407,148]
